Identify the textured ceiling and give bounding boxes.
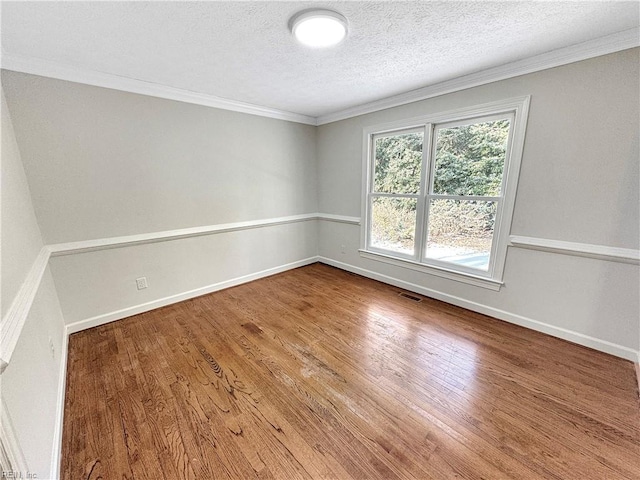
[1,1,638,118]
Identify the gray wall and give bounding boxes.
[1,89,66,478]
[2,71,318,244]
[316,48,639,355]
[50,221,318,326]
[1,90,43,316]
[2,72,319,327]
[1,48,638,479]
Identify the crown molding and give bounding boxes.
[316,27,640,125]
[1,28,637,127]
[0,53,317,126]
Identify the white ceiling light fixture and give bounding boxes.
[290,9,348,48]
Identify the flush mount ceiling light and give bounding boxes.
[290,9,348,48]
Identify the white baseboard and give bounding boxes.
[66,256,319,334]
[46,254,639,479]
[49,329,69,480]
[50,256,318,479]
[318,256,639,362]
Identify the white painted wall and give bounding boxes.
[2,72,319,328]
[1,89,66,479]
[317,49,640,358]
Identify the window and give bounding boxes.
[361,97,530,289]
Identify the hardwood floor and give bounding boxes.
[61,263,640,479]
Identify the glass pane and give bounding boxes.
[433,119,510,196]
[426,199,497,270]
[370,197,417,255]
[373,132,423,194]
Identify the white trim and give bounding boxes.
[317,213,360,225]
[360,96,530,287]
[50,254,319,478]
[2,29,637,127]
[0,54,317,126]
[317,28,639,125]
[66,256,319,334]
[50,329,68,480]
[0,247,51,372]
[48,213,359,256]
[318,257,639,362]
[360,96,532,136]
[48,214,319,256]
[493,98,529,280]
[510,236,640,265]
[2,214,342,372]
[358,250,503,291]
[0,398,29,475]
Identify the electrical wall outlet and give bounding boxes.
[136,277,148,290]
[48,337,55,358]
[340,244,346,254]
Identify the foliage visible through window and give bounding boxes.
[433,120,509,196]
[370,132,423,254]
[374,132,423,194]
[367,115,513,274]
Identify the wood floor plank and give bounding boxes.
[61,263,640,479]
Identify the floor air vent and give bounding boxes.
[398,292,422,302]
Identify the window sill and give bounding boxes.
[358,249,503,291]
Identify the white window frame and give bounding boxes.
[360,96,530,291]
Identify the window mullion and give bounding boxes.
[416,123,434,263]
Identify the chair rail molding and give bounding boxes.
[1,213,356,372]
[48,213,322,256]
[48,213,360,256]
[317,213,361,225]
[509,236,640,265]
[3,221,636,372]
[0,246,51,373]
